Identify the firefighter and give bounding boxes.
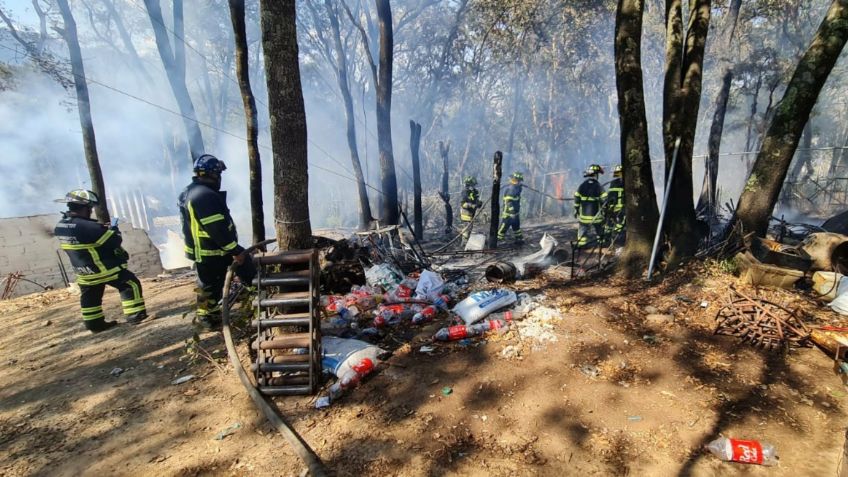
[459,176,482,239]
[603,165,625,237]
[179,154,255,330]
[54,190,147,333]
[573,164,605,247]
[497,172,524,243]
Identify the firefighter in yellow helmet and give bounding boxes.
[602,165,625,238]
[573,164,605,247]
[459,176,482,239]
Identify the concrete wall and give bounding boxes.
[0,214,163,297]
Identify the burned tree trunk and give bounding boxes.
[143,0,205,161]
[735,0,848,236]
[410,120,423,240]
[439,141,453,237]
[662,0,711,266]
[615,0,659,277]
[260,0,312,250]
[324,0,371,230]
[375,0,398,225]
[488,151,503,249]
[56,0,110,223]
[698,0,742,215]
[228,0,265,245]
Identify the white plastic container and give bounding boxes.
[813,271,848,302]
[453,289,517,325]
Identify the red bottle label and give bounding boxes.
[729,439,763,464]
[448,326,468,340]
[353,358,374,375]
[490,320,503,330]
[395,285,413,298]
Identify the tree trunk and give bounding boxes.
[698,69,732,214]
[324,0,371,230]
[439,141,453,236]
[375,0,398,225]
[260,0,312,250]
[228,0,265,245]
[615,0,659,278]
[143,0,205,162]
[56,0,110,224]
[662,0,711,266]
[735,0,848,236]
[410,120,423,240]
[697,0,742,215]
[488,151,503,249]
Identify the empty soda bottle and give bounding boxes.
[705,437,778,466]
[430,294,451,310]
[434,319,509,341]
[328,357,375,400]
[411,305,438,324]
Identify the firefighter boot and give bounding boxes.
[84,317,118,334]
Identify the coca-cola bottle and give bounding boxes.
[705,437,778,466]
[433,319,509,341]
[327,358,375,400]
[411,305,438,324]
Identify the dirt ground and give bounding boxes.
[2,251,848,476]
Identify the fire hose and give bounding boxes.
[221,239,327,477]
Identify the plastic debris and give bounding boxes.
[110,367,124,377]
[213,422,242,441]
[580,365,600,378]
[441,386,453,396]
[453,289,517,325]
[705,437,778,466]
[419,345,435,354]
[171,374,196,385]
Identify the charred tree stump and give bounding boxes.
[488,151,503,249]
[410,120,423,240]
[439,141,452,237]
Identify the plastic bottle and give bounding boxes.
[384,283,415,303]
[430,294,451,310]
[373,304,408,327]
[434,318,509,341]
[411,305,438,324]
[327,357,375,400]
[705,437,778,466]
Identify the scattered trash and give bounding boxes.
[580,364,600,378]
[705,437,778,466]
[171,374,196,385]
[365,263,404,290]
[813,271,848,302]
[511,233,559,278]
[515,305,563,346]
[642,334,657,344]
[110,367,124,377]
[315,397,331,409]
[675,295,694,304]
[415,270,445,298]
[453,289,517,325]
[700,301,709,308]
[627,415,642,422]
[485,262,517,284]
[434,319,509,341]
[419,345,436,354]
[441,386,453,396]
[318,337,384,407]
[213,422,242,441]
[464,233,486,251]
[500,344,522,359]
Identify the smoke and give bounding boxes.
[0,0,843,257]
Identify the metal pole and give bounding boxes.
[647,138,681,280]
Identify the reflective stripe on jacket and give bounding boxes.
[501,184,522,218]
[460,187,481,221]
[54,214,129,285]
[179,179,242,263]
[574,179,605,224]
[603,178,624,212]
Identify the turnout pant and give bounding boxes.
[577,222,604,247]
[79,268,145,330]
[497,215,523,241]
[195,256,256,319]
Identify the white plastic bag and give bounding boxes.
[453,289,517,325]
[321,336,384,377]
[415,270,445,299]
[829,289,848,315]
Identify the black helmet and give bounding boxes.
[193,154,227,176]
[56,189,99,206]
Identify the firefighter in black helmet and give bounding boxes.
[497,172,524,243]
[54,190,148,333]
[573,164,605,247]
[179,154,255,331]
